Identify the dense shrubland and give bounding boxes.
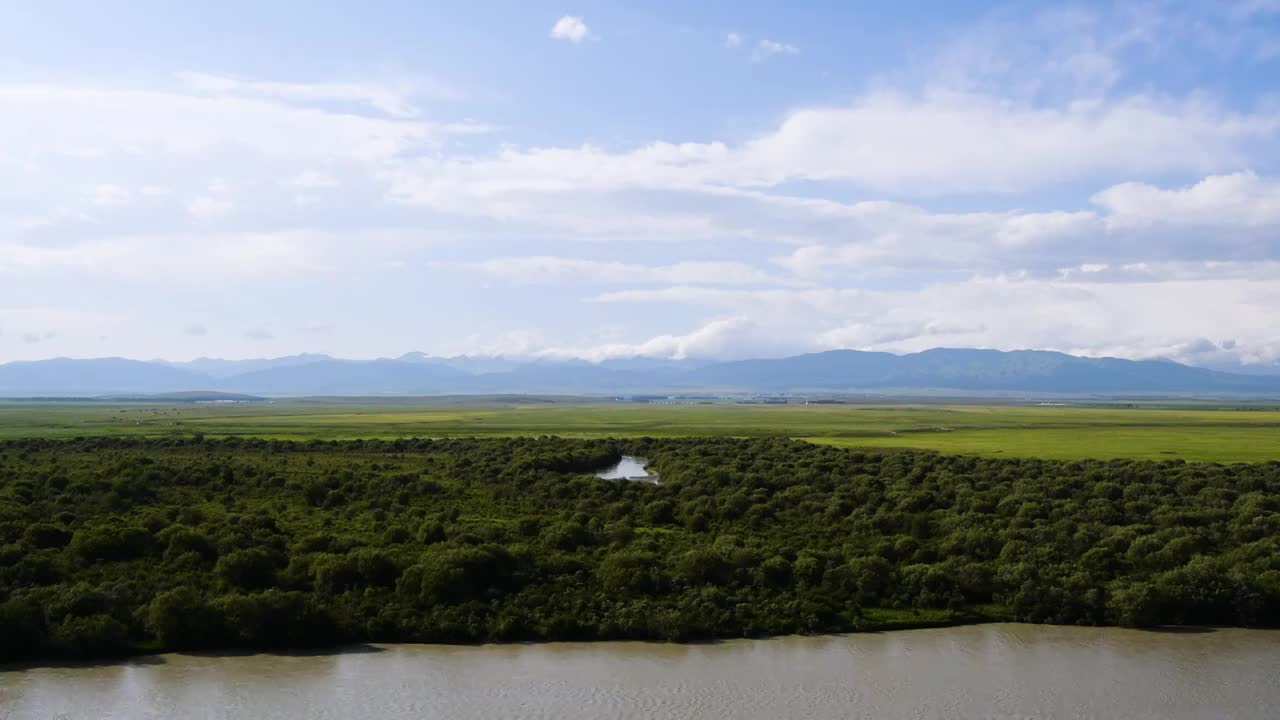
[0,436,1277,662]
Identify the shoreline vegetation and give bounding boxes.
[4,610,1012,671]
[2,436,1278,663]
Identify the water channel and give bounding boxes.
[4,624,1278,719]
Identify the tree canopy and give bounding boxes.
[1,436,1277,662]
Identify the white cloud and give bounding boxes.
[579,317,773,361]
[288,170,340,189]
[0,229,423,287]
[390,166,1280,278]
[298,322,332,335]
[769,202,1101,275]
[786,173,1280,275]
[187,196,233,219]
[12,77,1270,275]
[752,39,799,61]
[460,256,795,286]
[550,16,590,43]
[429,260,1280,368]
[0,81,483,165]
[90,184,131,207]
[175,72,432,118]
[914,4,1280,104]
[1093,171,1280,227]
[6,5,1280,369]
[451,329,544,358]
[384,92,1278,202]
[508,317,799,362]
[733,93,1275,193]
[1052,260,1280,284]
[579,271,1280,366]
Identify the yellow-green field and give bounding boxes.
[2,400,1278,462]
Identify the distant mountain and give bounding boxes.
[476,360,672,393]
[685,349,899,389]
[221,358,475,395]
[599,356,714,371]
[0,358,210,396]
[161,354,336,379]
[97,391,267,402]
[685,348,1280,394]
[399,353,525,374]
[3,348,1280,397]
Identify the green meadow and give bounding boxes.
[2,399,1278,462]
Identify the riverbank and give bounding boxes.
[3,606,1020,669]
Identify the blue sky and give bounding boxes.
[2,1,1279,367]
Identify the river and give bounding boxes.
[2,624,1278,719]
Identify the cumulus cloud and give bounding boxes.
[769,203,1102,276]
[383,93,1278,202]
[11,165,1280,298]
[487,317,800,363]
[7,5,1280,367]
[580,271,1280,367]
[752,39,799,61]
[431,264,1280,368]
[390,166,1280,281]
[764,175,1280,278]
[1093,171,1280,227]
[550,16,590,43]
[738,94,1274,193]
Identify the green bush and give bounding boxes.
[0,435,1278,661]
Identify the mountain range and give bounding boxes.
[3,348,1280,398]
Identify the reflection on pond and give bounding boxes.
[3,624,1279,720]
[594,455,659,483]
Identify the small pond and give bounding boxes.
[594,455,659,483]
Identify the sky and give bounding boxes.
[2,1,1280,367]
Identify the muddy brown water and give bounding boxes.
[2,624,1278,719]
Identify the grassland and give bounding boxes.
[2,399,1278,462]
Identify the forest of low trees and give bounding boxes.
[1,436,1278,662]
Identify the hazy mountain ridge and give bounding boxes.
[3,349,1280,397]
[0,358,208,396]
[160,354,337,378]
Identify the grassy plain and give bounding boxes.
[1,399,1278,462]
